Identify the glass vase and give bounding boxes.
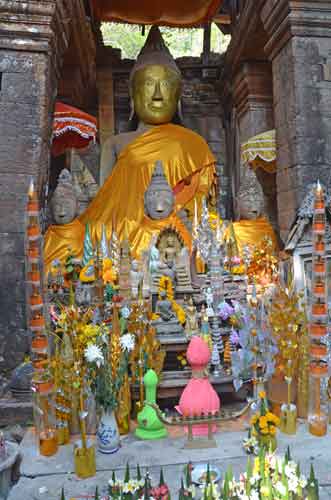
[74,440,96,478]
[34,391,58,457]
[280,403,297,435]
[308,373,328,437]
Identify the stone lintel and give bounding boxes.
[0,0,71,78]
[262,0,331,60]
[232,61,273,120]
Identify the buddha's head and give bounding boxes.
[144,160,174,220]
[130,26,182,125]
[50,169,78,225]
[166,235,175,248]
[236,170,264,220]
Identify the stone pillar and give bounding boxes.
[0,1,70,379]
[97,65,115,178]
[232,61,278,228]
[262,0,331,240]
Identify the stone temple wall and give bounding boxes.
[0,49,54,389]
[112,56,229,218]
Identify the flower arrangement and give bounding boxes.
[200,449,318,500]
[84,306,135,413]
[59,452,320,500]
[249,391,280,452]
[158,275,186,324]
[108,464,145,500]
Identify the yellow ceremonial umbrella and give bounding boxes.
[241,129,276,173]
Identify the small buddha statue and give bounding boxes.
[226,169,277,254]
[50,169,78,225]
[184,296,199,338]
[155,291,176,322]
[44,26,216,272]
[130,259,143,299]
[44,170,85,271]
[153,290,184,335]
[144,161,174,220]
[158,234,177,284]
[163,234,177,266]
[74,281,92,306]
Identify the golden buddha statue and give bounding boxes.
[44,26,216,271]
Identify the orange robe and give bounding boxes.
[44,123,216,272]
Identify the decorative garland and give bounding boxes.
[158,276,186,325]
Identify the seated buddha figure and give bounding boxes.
[226,170,278,254]
[44,26,216,272]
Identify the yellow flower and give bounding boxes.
[250,415,258,425]
[172,300,186,324]
[269,426,276,435]
[260,427,269,435]
[259,416,268,429]
[232,265,245,275]
[259,391,266,399]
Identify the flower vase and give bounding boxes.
[96,409,120,454]
[280,403,297,435]
[257,433,277,452]
[74,440,96,479]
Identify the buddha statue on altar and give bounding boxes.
[44,26,216,272]
[227,170,278,254]
[153,290,184,336]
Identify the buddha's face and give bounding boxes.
[237,191,264,220]
[132,65,181,125]
[145,188,174,220]
[167,236,175,247]
[51,195,77,225]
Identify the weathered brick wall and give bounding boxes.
[261,0,331,240]
[0,49,54,381]
[112,57,229,217]
[271,37,331,238]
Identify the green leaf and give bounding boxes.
[124,462,130,482]
[137,464,141,481]
[159,468,165,486]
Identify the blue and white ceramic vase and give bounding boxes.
[96,409,120,454]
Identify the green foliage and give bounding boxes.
[94,486,99,500]
[125,463,130,482]
[101,23,229,59]
[136,464,142,481]
[159,468,165,486]
[60,488,65,500]
[307,464,319,500]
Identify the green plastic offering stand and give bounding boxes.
[135,369,168,440]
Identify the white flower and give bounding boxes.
[250,491,259,500]
[275,482,286,496]
[288,476,299,493]
[120,333,135,352]
[84,344,104,367]
[299,476,307,488]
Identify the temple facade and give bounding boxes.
[0,0,331,384]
